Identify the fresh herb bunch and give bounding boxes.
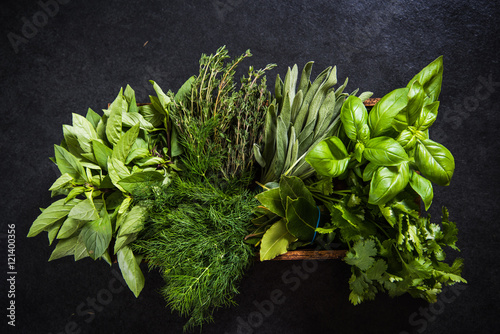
[27,84,176,297]
[133,177,256,331]
[169,46,275,184]
[130,47,275,330]
[254,56,466,304]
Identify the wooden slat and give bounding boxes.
[363,98,381,107]
[258,249,347,261]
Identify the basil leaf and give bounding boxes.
[260,219,298,261]
[86,108,101,129]
[68,198,99,221]
[362,162,379,182]
[415,101,439,131]
[255,188,285,217]
[54,145,88,183]
[27,198,80,237]
[122,112,154,131]
[117,205,147,236]
[368,163,409,205]
[305,136,349,177]
[108,157,131,192]
[106,91,126,145]
[415,139,455,186]
[138,104,164,128]
[175,75,195,103]
[409,170,434,210]
[72,113,99,153]
[57,217,85,239]
[114,234,137,254]
[49,236,79,261]
[117,246,145,297]
[92,140,113,170]
[112,123,140,162]
[393,80,425,131]
[81,214,112,259]
[48,173,74,191]
[117,171,164,194]
[285,197,319,241]
[340,95,368,142]
[406,56,443,103]
[124,85,138,113]
[368,88,409,137]
[364,137,409,166]
[150,80,171,112]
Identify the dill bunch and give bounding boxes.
[132,177,256,331]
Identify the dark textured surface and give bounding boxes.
[1,1,499,333]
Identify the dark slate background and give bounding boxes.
[1,1,499,333]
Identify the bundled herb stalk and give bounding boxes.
[133,46,275,331]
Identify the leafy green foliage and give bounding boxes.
[28,84,174,297]
[132,177,256,331]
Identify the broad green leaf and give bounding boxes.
[117,246,145,297]
[54,145,87,183]
[49,236,79,261]
[115,196,132,231]
[260,219,298,261]
[118,205,148,236]
[150,80,171,112]
[124,85,138,113]
[134,156,165,167]
[81,214,112,259]
[108,158,131,192]
[362,162,379,182]
[279,175,315,208]
[106,91,126,145]
[406,56,443,103]
[409,170,433,210]
[341,95,368,142]
[49,173,74,191]
[175,75,195,103]
[368,88,409,137]
[393,80,425,132]
[86,108,101,129]
[112,124,140,162]
[62,125,83,158]
[114,234,137,254]
[117,171,163,194]
[285,197,318,241]
[68,198,99,221]
[138,104,164,127]
[72,113,98,153]
[368,163,410,205]
[64,186,85,203]
[74,234,90,261]
[122,112,154,131]
[46,218,64,245]
[125,148,150,164]
[415,139,454,186]
[170,125,183,157]
[255,188,285,217]
[27,198,80,237]
[57,217,85,239]
[92,140,113,170]
[415,101,439,131]
[305,136,349,178]
[363,137,409,166]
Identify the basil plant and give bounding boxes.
[305,56,454,212]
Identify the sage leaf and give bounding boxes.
[415,139,454,186]
[260,219,298,261]
[364,137,409,166]
[341,95,368,142]
[27,198,80,237]
[368,163,410,205]
[117,246,145,297]
[409,170,434,210]
[305,136,349,178]
[368,88,409,137]
[285,197,318,241]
